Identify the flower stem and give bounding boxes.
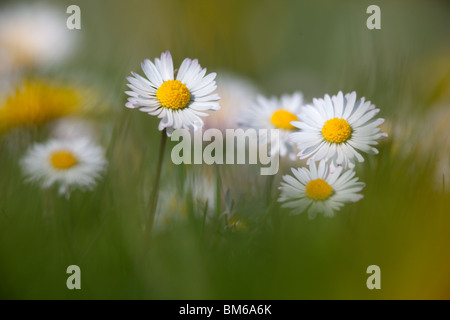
[145,129,167,239]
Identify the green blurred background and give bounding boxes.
[1,0,450,299]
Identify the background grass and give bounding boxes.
[1,0,450,299]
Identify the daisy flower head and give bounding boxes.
[21,138,107,197]
[290,91,388,168]
[125,51,220,136]
[239,92,304,160]
[278,160,365,218]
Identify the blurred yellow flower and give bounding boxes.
[0,80,81,133]
[125,51,220,136]
[227,216,247,231]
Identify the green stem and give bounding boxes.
[145,129,167,239]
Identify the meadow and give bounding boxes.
[0,0,449,299]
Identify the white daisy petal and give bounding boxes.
[179,59,201,84]
[192,83,217,98]
[190,72,217,92]
[347,99,372,123]
[186,68,208,89]
[142,59,163,86]
[160,50,174,81]
[352,109,380,128]
[292,167,310,185]
[342,92,357,119]
[177,58,192,81]
[332,91,344,118]
[126,77,153,94]
[154,53,174,82]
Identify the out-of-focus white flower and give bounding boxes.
[50,118,97,141]
[21,138,107,197]
[0,3,77,70]
[204,72,260,131]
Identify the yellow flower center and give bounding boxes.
[322,118,352,143]
[50,150,78,170]
[156,80,191,110]
[305,178,333,200]
[270,110,298,130]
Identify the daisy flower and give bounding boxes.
[290,91,387,168]
[125,51,220,135]
[278,160,365,218]
[239,92,304,160]
[203,72,261,131]
[21,138,107,197]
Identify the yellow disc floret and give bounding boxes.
[305,178,333,200]
[270,110,298,130]
[322,117,352,143]
[50,150,78,170]
[156,80,191,110]
[0,80,80,133]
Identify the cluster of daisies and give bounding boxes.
[126,51,387,219]
[243,92,388,217]
[0,3,108,198]
[7,49,387,218]
[15,97,108,198]
[1,81,108,198]
[239,91,387,218]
